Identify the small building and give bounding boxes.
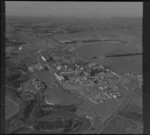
[55,73,64,81]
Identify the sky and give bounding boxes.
[6,2,143,18]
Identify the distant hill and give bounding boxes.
[6,16,142,25]
[6,16,53,24]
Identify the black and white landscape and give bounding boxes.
[5,2,143,134]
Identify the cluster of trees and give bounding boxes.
[33,117,83,133]
[32,104,77,118]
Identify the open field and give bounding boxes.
[5,97,19,120]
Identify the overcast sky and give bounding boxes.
[6,2,143,18]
